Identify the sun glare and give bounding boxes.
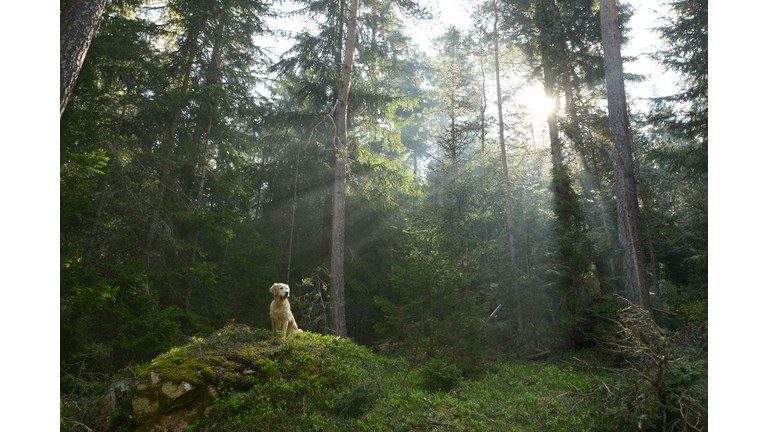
[520,87,555,120]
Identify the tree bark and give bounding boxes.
[60,0,107,117]
[478,47,487,186]
[493,0,523,332]
[320,0,346,280]
[541,54,563,167]
[286,144,301,286]
[321,154,336,270]
[599,0,652,311]
[329,0,359,338]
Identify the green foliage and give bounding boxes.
[649,0,708,147]
[580,300,708,430]
[358,361,612,431]
[188,330,380,431]
[67,322,707,432]
[60,3,707,429]
[418,356,463,392]
[374,243,488,372]
[180,327,632,431]
[333,385,381,417]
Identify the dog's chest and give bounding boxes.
[270,298,291,317]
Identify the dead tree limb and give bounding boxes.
[488,304,502,321]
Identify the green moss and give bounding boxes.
[182,330,379,431]
[134,325,629,432]
[199,368,216,383]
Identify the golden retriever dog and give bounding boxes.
[269,283,302,338]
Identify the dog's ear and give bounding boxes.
[269,284,279,295]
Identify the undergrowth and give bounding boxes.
[188,329,621,431]
[62,321,706,431]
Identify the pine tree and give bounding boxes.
[599,0,652,311]
[328,0,359,338]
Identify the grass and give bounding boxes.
[354,362,606,431]
[63,324,706,431]
[186,329,617,431]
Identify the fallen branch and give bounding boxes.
[569,383,595,397]
[527,350,550,359]
[488,304,502,321]
[588,368,619,395]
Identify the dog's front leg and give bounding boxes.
[271,318,277,337]
[280,321,289,338]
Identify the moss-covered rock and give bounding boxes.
[126,324,377,432]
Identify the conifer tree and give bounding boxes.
[328,0,359,338]
[432,26,480,171]
[599,0,652,311]
[648,0,707,177]
[491,0,523,332]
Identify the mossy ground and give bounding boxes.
[65,324,704,431]
[180,326,617,431]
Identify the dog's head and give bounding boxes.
[269,283,290,299]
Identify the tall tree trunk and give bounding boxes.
[142,27,200,266]
[60,0,107,117]
[477,43,492,285]
[450,88,457,168]
[320,156,334,270]
[638,184,661,298]
[185,16,225,312]
[286,143,301,285]
[320,0,346,278]
[560,65,616,287]
[541,55,563,167]
[493,0,523,332]
[599,0,652,311]
[478,49,487,186]
[329,0,359,338]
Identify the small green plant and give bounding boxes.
[333,385,380,417]
[418,356,462,392]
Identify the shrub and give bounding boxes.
[333,385,381,417]
[418,356,462,392]
[580,298,708,431]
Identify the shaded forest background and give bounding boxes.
[58,0,707,391]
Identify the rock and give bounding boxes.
[132,396,159,419]
[129,363,240,431]
[161,380,194,401]
[131,372,208,432]
[93,379,135,432]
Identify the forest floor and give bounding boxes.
[61,326,707,431]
